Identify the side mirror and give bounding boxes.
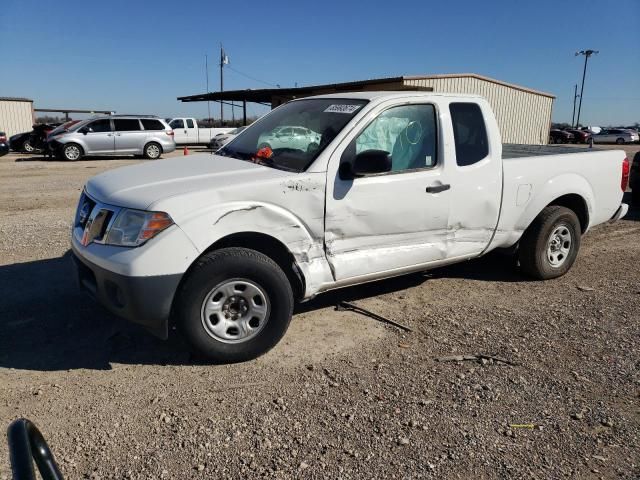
[340,150,392,179]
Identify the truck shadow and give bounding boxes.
[0,250,524,372]
[622,192,639,221]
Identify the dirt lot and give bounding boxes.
[0,146,638,479]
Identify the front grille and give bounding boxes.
[74,191,120,246]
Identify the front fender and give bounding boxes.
[178,201,334,298]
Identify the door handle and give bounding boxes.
[425,184,450,194]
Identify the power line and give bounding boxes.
[226,65,280,88]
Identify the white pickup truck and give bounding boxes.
[71,92,629,362]
[167,117,233,146]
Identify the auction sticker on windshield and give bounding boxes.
[324,104,362,114]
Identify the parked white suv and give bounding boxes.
[48,116,176,161]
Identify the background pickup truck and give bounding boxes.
[167,117,233,146]
[71,92,629,362]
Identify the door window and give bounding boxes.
[450,103,489,166]
[113,119,142,131]
[87,119,111,133]
[170,119,184,129]
[353,104,437,171]
[186,119,195,128]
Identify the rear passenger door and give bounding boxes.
[83,119,114,154]
[445,102,501,258]
[113,119,146,154]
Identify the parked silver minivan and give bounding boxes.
[48,116,176,161]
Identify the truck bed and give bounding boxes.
[502,143,594,159]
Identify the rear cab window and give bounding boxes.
[449,103,489,166]
[113,119,142,131]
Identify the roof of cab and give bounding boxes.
[293,91,485,102]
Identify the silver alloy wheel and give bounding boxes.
[64,145,80,160]
[23,141,34,153]
[547,223,572,267]
[146,144,160,159]
[200,279,270,344]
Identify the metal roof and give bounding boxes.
[0,97,33,103]
[178,73,554,104]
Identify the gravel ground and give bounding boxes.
[0,147,638,479]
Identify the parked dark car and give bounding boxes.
[631,151,640,206]
[9,123,60,153]
[9,131,32,152]
[549,129,574,144]
[565,129,591,144]
[0,131,9,157]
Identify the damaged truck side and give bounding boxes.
[71,92,630,361]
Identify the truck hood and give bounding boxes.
[85,154,294,211]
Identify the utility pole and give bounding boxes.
[574,49,598,128]
[219,44,229,125]
[571,84,579,128]
[205,55,210,122]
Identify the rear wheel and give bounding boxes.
[519,206,581,280]
[632,189,640,207]
[23,140,35,153]
[62,143,82,161]
[175,248,294,363]
[143,142,162,159]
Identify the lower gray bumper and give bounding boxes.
[71,250,182,339]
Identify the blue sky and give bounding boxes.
[1,0,638,125]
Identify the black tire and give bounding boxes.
[62,143,83,161]
[175,247,294,363]
[518,206,581,280]
[616,138,625,145]
[143,142,162,160]
[632,188,640,207]
[23,140,35,153]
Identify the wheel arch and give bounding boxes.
[547,193,589,233]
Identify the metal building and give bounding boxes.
[179,73,555,145]
[0,97,34,138]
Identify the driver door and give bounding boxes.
[324,103,451,281]
[83,119,114,154]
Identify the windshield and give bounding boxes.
[218,98,368,172]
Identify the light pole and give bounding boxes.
[574,49,598,128]
[571,84,579,127]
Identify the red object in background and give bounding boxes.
[183,146,189,155]
[0,133,6,143]
[255,146,273,160]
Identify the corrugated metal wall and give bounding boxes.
[404,77,553,145]
[0,100,34,138]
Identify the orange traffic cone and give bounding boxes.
[183,146,189,155]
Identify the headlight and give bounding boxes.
[105,209,174,247]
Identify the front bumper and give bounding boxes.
[71,247,182,339]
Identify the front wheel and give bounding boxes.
[174,248,294,363]
[62,143,82,161]
[616,138,625,145]
[518,206,581,280]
